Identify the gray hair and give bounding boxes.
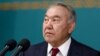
[49,2,76,22]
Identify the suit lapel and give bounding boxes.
[37,42,48,56]
[67,38,82,56]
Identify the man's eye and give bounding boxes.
[52,19,57,21]
[44,18,47,21]
[44,17,48,21]
[52,17,59,21]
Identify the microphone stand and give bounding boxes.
[0,45,9,56]
[11,46,22,56]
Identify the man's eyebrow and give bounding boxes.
[44,15,61,19]
[53,15,61,18]
[44,14,48,17]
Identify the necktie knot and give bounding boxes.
[51,48,59,56]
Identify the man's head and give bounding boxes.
[43,2,76,47]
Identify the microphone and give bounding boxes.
[0,39,17,56]
[11,39,30,56]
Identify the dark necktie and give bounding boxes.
[51,48,59,56]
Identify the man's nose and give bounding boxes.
[45,20,53,29]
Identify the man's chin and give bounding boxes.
[45,34,54,37]
[45,38,54,43]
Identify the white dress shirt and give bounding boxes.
[47,37,71,56]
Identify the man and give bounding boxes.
[20,2,99,56]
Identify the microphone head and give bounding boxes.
[5,39,17,51]
[18,39,30,51]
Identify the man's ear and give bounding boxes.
[68,21,75,34]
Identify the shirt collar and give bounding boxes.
[47,43,52,54]
[58,37,71,56]
[47,37,71,56]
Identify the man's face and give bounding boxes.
[43,6,75,45]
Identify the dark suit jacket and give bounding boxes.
[20,38,99,56]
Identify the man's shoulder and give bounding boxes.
[31,41,47,48]
[70,38,99,56]
[73,39,98,51]
[20,41,47,56]
[27,41,47,50]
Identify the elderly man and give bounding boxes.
[20,2,99,56]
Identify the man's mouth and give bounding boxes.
[45,32,54,35]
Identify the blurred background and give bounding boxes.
[0,0,100,56]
